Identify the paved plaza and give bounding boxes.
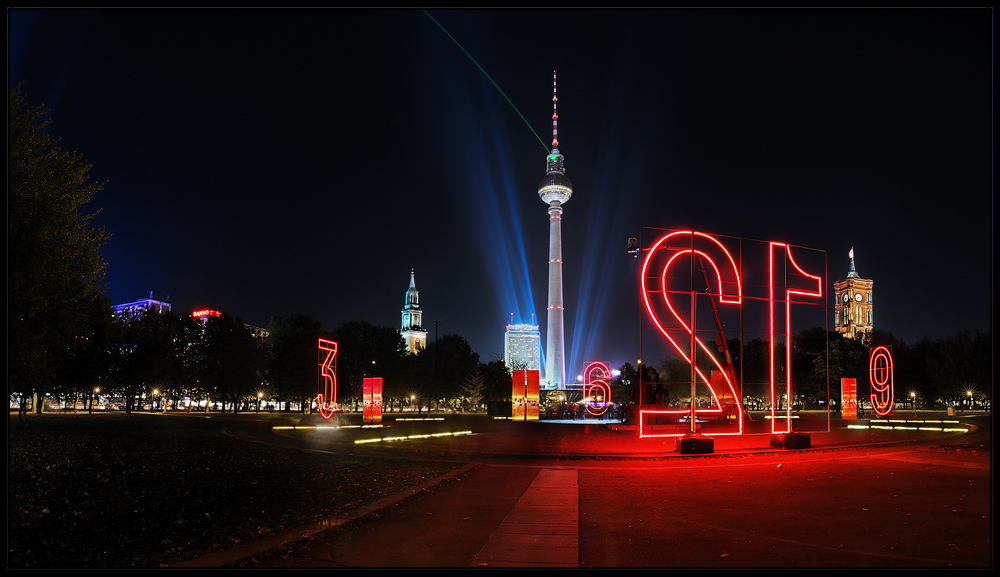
[180,412,991,568]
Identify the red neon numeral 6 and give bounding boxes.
[583,361,611,416]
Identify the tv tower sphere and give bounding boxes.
[539,71,572,390]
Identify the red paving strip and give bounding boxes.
[471,469,579,567]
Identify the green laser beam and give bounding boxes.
[423,10,550,154]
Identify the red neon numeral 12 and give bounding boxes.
[769,242,823,433]
[640,231,745,432]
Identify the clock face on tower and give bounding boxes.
[843,293,850,303]
[855,293,863,302]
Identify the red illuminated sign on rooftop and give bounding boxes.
[190,309,222,318]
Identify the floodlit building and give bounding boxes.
[834,248,874,339]
[112,291,171,315]
[399,269,428,354]
[505,323,541,372]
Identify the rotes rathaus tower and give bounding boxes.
[538,71,572,390]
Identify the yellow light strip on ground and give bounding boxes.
[846,423,969,433]
[354,431,473,445]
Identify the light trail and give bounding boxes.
[423,10,549,153]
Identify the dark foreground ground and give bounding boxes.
[7,412,456,568]
[8,410,991,569]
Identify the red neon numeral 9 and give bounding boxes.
[869,346,894,416]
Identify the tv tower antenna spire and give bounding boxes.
[552,70,559,150]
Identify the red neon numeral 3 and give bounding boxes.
[317,339,338,419]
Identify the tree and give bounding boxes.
[266,314,328,412]
[49,296,115,409]
[459,368,486,412]
[9,83,111,415]
[107,308,184,414]
[413,334,479,408]
[613,362,639,404]
[923,330,991,408]
[334,321,407,411]
[193,314,266,413]
[481,357,512,403]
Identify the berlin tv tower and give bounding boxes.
[538,71,572,390]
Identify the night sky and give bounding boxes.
[9,9,992,374]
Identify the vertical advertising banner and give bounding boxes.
[841,377,857,420]
[526,369,540,420]
[512,370,540,421]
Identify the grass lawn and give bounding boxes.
[8,412,460,568]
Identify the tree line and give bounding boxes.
[614,328,991,411]
[13,306,518,416]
